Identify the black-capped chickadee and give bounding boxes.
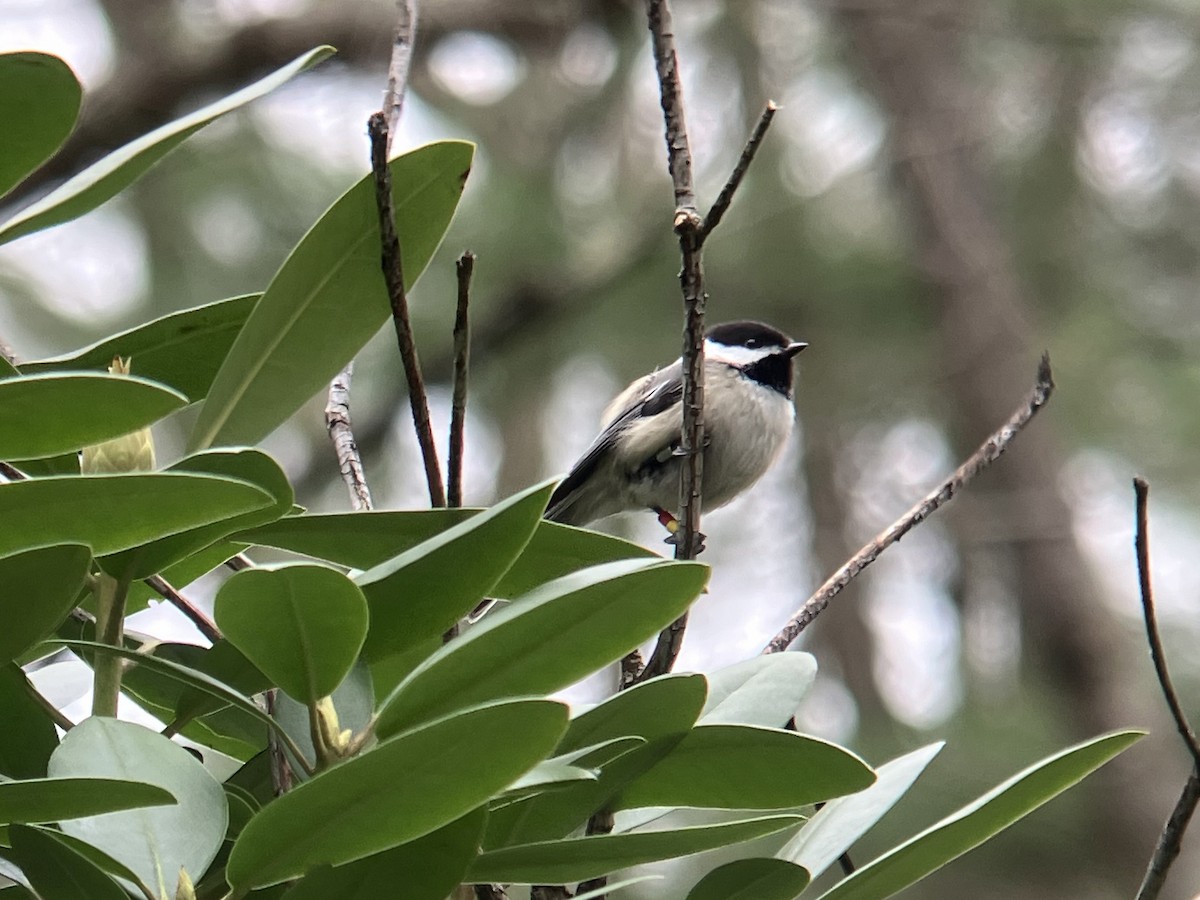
[545,320,806,535]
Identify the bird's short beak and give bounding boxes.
[785,342,808,358]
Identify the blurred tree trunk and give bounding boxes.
[832,0,1160,889]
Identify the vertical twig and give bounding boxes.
[370,115,447,509]
[325,361,374,511]
[448,251,474,508]
[1133,477,1200,900]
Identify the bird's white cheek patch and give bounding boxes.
[704,340,776,368]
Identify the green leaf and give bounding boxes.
[20,295,259,403]
[217,564,368,703]
[485,675,708,849]
[55,639,288,750]
[281,808,486,900]
[100,448,293,579]
[816,730,1145,900]
[237,512,656,599]
[8,825,127,900]
[33,829,154,896]
[0,372,186,460]
[0,777,174,824]
[226,698,568,890]
[0,473,273,558]
[0,53,80,199]
[613,724,874,811]
[467,814,805,884]
[188,140,473,451]
[500,737,645,800]
[0,48,334,245]
[780,743,943,881]
[686,858,811,900]
[357,480,553,660]
[0,665,59,778]
[48,718,227,900]
[375,558,709,739]
[0,544,91,664]
[699,654,817,727]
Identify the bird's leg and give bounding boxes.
[653,506,706,554]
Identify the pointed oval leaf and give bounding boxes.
[226,698,569,890]
[99,448,294,579]
[281,808,486,900]
[686,858,811,900]
[48,718,227,900]
[0,473,273,558]
[20,295,259,400]
[0,544,91,664]
[614,724,874,811]
[0,777,174,825]
[0,53,80,199]
[237,512,656,599]
[699,654,817,727]
[0,48,334,245]
[0,665,59,778]
[188,140,474,451]
[20,827,152,898]
[0,373,186,460]
[780,743,944,881]
[561,674,709,755]
[467,814,805,884]
[218,564,369,696]
[357,480,553,659]
[8,825,127,900]
[375,558,709,739]
[816,730,1145,900]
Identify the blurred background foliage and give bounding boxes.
[3,0,1199,896]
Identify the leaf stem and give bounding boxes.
[91,571,133,717]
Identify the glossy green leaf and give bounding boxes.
[171,638,272,729]
[685,857,811,900]
[49,718,227,900]
[375,558,709,739]
[0,544,91,664]
[226,698,568,889]
[100,448,293,579]
[0,372,186,460]
[468,814,805,884]
[614,724,874,811]
[781,743,943,881]
[124,538,246,615]
[188,139,473,451]
[281,808,486,900]
[0,53,80,198]
[55,639,290,750]
[699,654,818,727]
[217,564,367,703]
[33,829,153,896]
[0,48,334,245]
[20,294,258,401]
[0,665,58,778]
[501,737,644,799]
[237,512,656,599]
[0,473,272,558]
[485,676,707,849]
[817,730,1144,900]
[8,825,127,900]
[357,480,553,660]
[0,776,173,824]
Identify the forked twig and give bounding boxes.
[1133,477,1200,900]
[764,354,1055,653]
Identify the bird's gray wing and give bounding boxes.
[545,362,683,521]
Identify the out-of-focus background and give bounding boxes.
[3,0,1200,896]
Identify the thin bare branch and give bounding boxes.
[369,113,447,508]
[325,361,374,511]
[701,100,778,239]
[448,251,474,508]
[764,354,1055,653]
[1133,476,1200,900]
[382,0,418,146]
[144,574,221,643]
